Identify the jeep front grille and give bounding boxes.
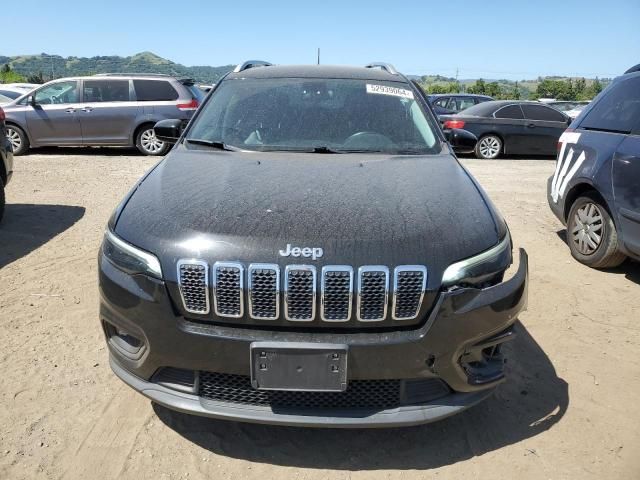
[321,266,353,321]
[176,261,428,325]
[177,260,209,314]
[357,266,389,321]
[213,262,243,318]
[392,266,428,320]
[284,265,316,321]
[248,264,280,320]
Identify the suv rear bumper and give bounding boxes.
[99,249,528,427]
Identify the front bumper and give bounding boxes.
[547,175,566,225]
[99,249,528,427]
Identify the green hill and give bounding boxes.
[0,51,234,84]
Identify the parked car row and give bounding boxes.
[1,74,203,156]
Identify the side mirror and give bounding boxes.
[445,128,477,152]
[29,95,37,107]
[154,119,182,144]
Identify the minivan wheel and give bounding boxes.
[6,125,29,156]
[135,126,170,156]
[567,194,626,268]
[475,134,502,159]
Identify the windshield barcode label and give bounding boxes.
[366,84,414,99]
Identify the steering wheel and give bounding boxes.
[343,131,394,150]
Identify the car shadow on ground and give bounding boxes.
[153,322,568,470]
[28,146,143,156]
[0,204,85,269]
[556,229,640,285]
[458,153,556,161]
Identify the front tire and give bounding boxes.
[567,194,626,268]
[6,125,29,156]
[475,134,502,159]
[135,126,170,156]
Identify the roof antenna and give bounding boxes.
[317,48,320,65]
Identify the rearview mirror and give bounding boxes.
[154,119,183,144]
[445,128,477,152]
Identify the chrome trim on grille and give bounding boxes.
[356,266,389,322]
[213,261,244,318]
[247,263,280,320]
[392,265,428,321]
[176,259,210,315]
[320,265,354,322]
[284,265,317,322]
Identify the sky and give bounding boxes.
[3,0,639,80]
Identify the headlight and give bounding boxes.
[102,230,163,279]
[441,234,512,288]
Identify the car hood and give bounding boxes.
[114,145,502,289]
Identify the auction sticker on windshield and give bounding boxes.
[366,84,414,99]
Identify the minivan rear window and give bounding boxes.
[580,76,640,134]
[133,80,179,101]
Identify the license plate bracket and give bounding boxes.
[250,342,348,392]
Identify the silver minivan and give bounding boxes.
[3,74,204,156]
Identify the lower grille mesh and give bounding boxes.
[199,371,401,409]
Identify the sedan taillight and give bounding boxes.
[443,119,465,129]
[0,107,5,122]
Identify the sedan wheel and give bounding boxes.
[476,135,502,159]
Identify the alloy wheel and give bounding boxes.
[140,128,165,154]
[478,136,501,159]
[571,202,604,255]
[6,127,22,152]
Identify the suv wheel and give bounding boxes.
[6,125,29,156]
[475,134,502,159]
[135,126,170,156]
[567,194,626,268]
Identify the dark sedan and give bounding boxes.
[441,100,571,159]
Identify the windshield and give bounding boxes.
[186,78,440,154]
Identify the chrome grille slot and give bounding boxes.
[392,266,427,320]
[213,262,244,318]
[284,265,316,321]
[357,266,389,322]
[248,264,280,320]
[321,266,353,322]
[177,260,209,314]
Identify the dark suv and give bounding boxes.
[0,106,14,221]
[548,64,640,268]
[3,74,203,156]
[99,61,528,427]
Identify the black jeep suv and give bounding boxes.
[99,61,528,427]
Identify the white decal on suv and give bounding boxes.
[366,84,414,99]
[551,131,586,203]
[279,244,324,260]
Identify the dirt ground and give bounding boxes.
[1,149,639,480]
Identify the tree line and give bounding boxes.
[419,76,606,101]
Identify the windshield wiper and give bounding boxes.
[185,138,241,151]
